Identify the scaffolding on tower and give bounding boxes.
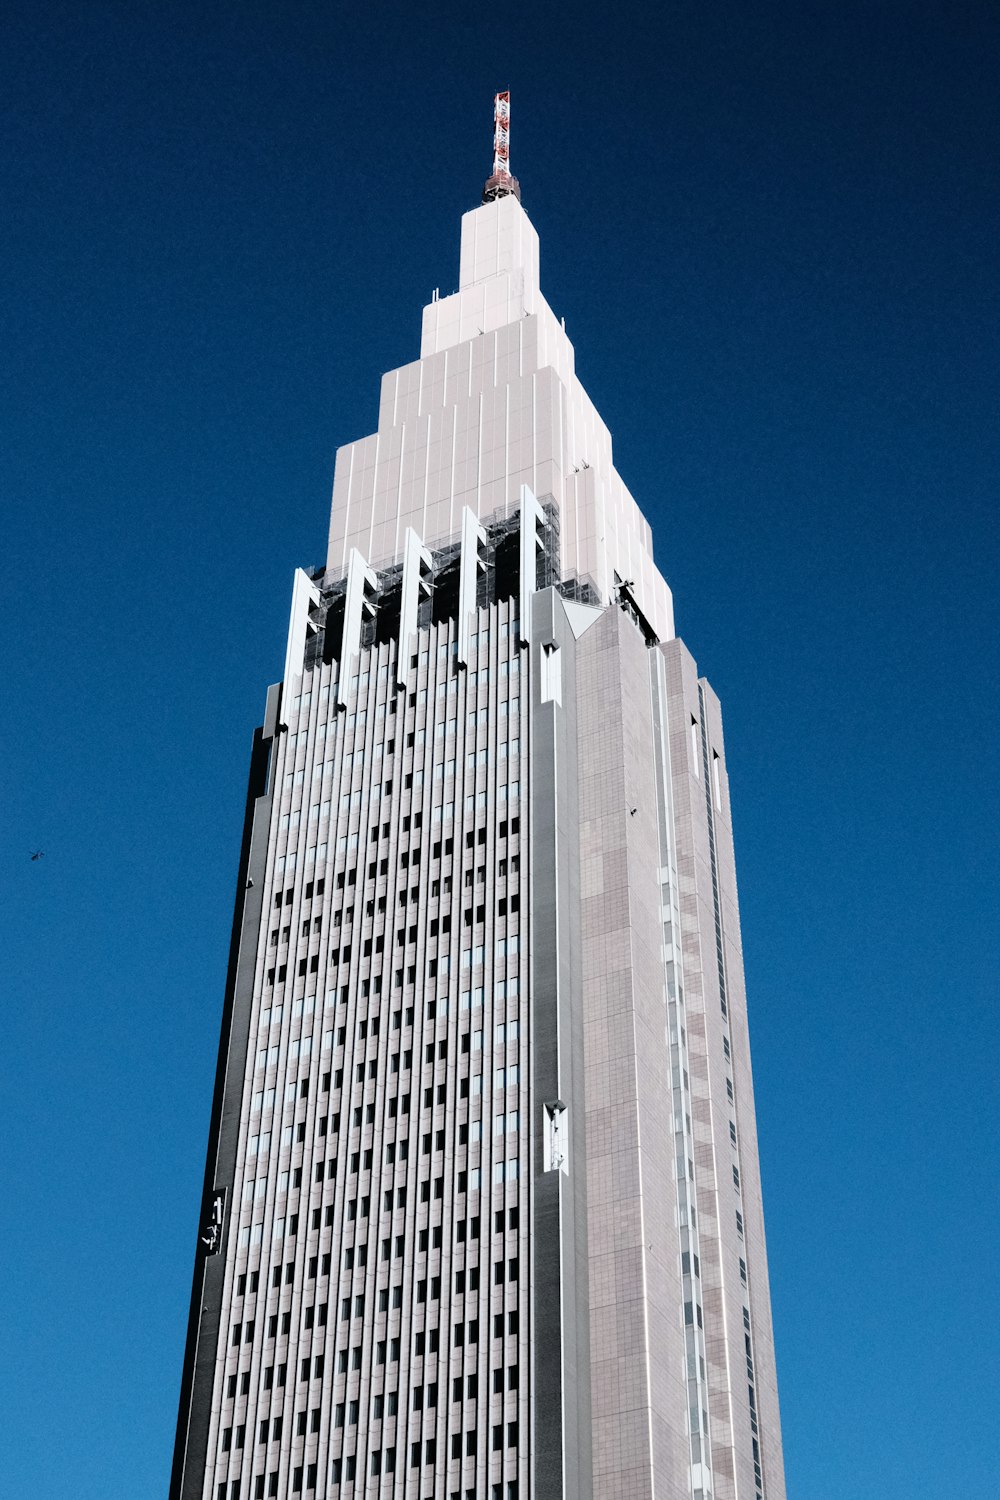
[483,90,521,203]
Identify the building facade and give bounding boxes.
[170,172,785,1500]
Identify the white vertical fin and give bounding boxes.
[281,568,321,723]
[397,528,434,688]
[519,484,546,646]
[457,507,487,667]
[337,549,378,708]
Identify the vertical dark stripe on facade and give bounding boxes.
[169,683,280,1500]
[529,589,592,1500]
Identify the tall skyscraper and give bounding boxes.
[170,97,785,1500]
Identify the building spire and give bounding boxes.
[482,90,521,203]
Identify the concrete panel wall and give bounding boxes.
[576,607,691,1500]
[659,640,786,1500]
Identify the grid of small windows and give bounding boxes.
[207,601,527,1498]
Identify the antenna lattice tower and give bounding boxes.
[483,90,521,203]
[493,91,511,181]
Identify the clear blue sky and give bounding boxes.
[3,2,998,1496]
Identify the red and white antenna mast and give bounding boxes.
[482,90,521,204]
[493,91,511,180]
